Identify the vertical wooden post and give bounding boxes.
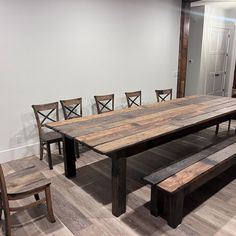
[111,153,127,217]
[232,63,236,97]
[177,0,191,98]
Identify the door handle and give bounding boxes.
[215,73,220,76]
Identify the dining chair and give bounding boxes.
[60,97,82,119]
[60,97,82,158]
[0,164,55,236]
[32,102,62,169]
[155,89,173,102]
[94,94,114,114]
[125,91,141,108]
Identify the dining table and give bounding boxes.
[46,95,236,217]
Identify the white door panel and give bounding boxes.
[206,27,230,96]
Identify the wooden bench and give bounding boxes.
[144,136,236,228]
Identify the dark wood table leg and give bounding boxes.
[63,135,76,178]
[111,154,127,217]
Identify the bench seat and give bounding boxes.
[144,136,236,228]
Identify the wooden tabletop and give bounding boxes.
[47,95,236,155]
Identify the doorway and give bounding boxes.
[185,2,236,97]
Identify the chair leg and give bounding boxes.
[40,141,44,160]
[2,199,11,236]
[45,186,56,223]
[34,194,40,201]
[0,197,2,220]
[75,141,80,159]
[4,211,11,236]
[58,142,62,155]
[46,143,53,170]
[215,124,219,135]
[228,120,231,132]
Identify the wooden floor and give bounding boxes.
[2,124,236,236]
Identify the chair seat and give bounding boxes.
[41,131,62,142]
[5,166,50,195]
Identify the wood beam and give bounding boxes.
[177,0,191,98]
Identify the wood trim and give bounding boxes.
[233,63,236,89]
[177,0,191,98]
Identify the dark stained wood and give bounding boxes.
[177,0,191,98]
[144,135,236,185]
[125,91,142,108]
[46,95,236,216]
[165,191,184,228]
[147,139,236,228]
[233,63,236,91]
[150,186,164,217]
[32,102,62,169]
[0,165,55,235]
[63,135,76,178]
[111,153,127,216]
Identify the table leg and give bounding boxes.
[63,135,76,178]
[112,154,127,216]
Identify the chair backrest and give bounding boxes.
[125,91,141,108]
[155,89,172,102]
[60,97,82,120]
[32,102,59,136]
[94,94,114,114]
[0,164,9,210]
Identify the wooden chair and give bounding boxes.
[94,94,114,114]
[60,98,82,158]
[32,102,62,169]
[60,97,82,119]
[125,91,141,108]
[155,89,173,102]
[0,165,55,236]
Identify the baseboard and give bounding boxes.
[0,143,39,163]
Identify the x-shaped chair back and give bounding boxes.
[155,89,173,102]
[32,102,59,135]
[60,97,82,120]
[125,91,141,108]
[94,94,114,114]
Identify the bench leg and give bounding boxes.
[215,124,219,135]
[164,191,184,228]
[151,186,164,217]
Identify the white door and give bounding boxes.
[206,27,230,96]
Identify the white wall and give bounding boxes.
[185,6,205,96]
[0,0,182,162]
